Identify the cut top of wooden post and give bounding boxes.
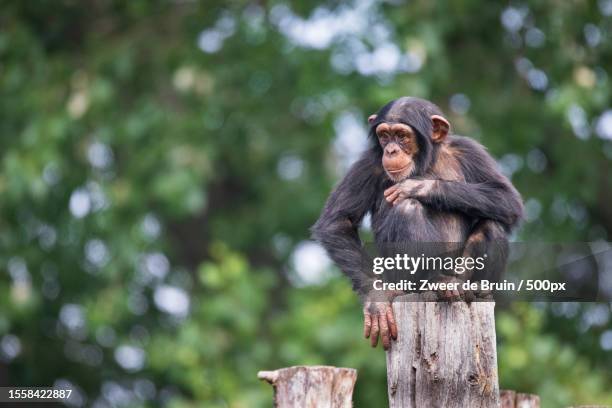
[258,365,357,408]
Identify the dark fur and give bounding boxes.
[311,97,524,298]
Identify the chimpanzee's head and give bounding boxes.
[368,97,450,182]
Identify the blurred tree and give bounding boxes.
[0,0,611,407]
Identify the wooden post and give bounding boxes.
[500,390,517,408]
[386,293,499,408]
[501,390,540,407]
[258,365,357,408]
[516,393,541,408]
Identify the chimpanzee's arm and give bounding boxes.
[311,149,382,298]
[387,137,523,230]
[416,179,523,228]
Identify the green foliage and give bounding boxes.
[0,1,611,407]
[498,305,612,407]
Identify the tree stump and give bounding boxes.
[500,389,540,407]
[258,365,357,408]
[386,293,499,408]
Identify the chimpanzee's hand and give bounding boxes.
[363,291,401,350]
[384,179,434,206]
[435,275,467,301]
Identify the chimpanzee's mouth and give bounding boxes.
[387,165,410,174]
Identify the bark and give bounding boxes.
[258,365,357,408]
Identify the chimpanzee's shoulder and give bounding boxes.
[446,135,500,178]
[446,135,489,154]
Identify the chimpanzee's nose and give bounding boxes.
[385,144,399,156]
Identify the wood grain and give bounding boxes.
[386,293,500,408]
[258,365,357,407]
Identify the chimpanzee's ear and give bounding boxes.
[368,114,377,124]
[431,115,450,143]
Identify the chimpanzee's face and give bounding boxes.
[375,122,419,182]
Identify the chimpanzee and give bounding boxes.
[311,97,523,350]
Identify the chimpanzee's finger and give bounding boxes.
[386,306,398,340]
[379,314,390,350]
[370,315,380,347]
[363,312,372,338]
[384,186,398,197]
[391,194,405,206]
[385,189,400,200]
[445,289,453,300]
[437,289,449,301]
[386,190,399,203]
